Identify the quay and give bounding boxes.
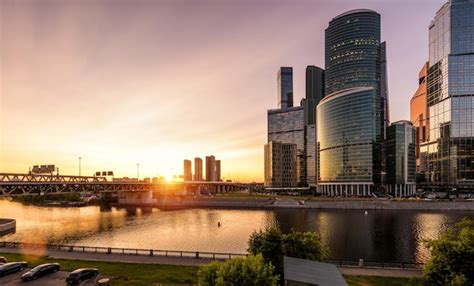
[0,218,16,236]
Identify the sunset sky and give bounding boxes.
[1,0,445,182]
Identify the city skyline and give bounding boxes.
[1,0,446,181]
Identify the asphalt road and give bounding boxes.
[0,269,107,285]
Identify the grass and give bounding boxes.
[1,252,424,286]
[344,275,424,286]
[0,252,199,286]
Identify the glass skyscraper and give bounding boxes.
[421,0,474,188]
[318,9,388,196]
[277,67,294,109]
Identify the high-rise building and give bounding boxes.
[194,157,203,181]
[318,9,388,196]
[183,159,192,181]
[410,62,430,174]
[267,106,305,186]
[277,67,294,109]
[422,0,474,187]
[301,66,325,187]
[264,141,297,187]
[385,121,416,197]
[215,160,221,182]
[205,155,216,181]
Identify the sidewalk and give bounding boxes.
[0,247,213,267]
[338,266,422,277]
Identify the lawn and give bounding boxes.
[1,252,424,286]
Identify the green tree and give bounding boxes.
[248,227,284,275]
[423,217,474,286]
[282,231,329,261]
[198,254,278,286]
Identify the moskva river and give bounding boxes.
[1,200,472,263]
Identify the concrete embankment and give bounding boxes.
[114,197,474,211]
[0,218,16,236]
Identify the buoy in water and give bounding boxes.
[218,222,221,227]
[364,211,368,215]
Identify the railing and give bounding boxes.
[0,241,247,260]
[0,241,425,269]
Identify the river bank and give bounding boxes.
[0,218,16,236]
[115,196,474,211]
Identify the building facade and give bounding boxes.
[264,141,297,187]
[385,121,416,197]
[215,160,221,182]
[194,157,203,181]
[318,9,388,196]
[183,160,192,181]
[277,67,294,109]
[410,63,430,175]
[205,155,216,181]
[422,0,474,188]
[267,106,306,186]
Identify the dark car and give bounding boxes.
[0,257,7,264]
[21,263,60,281]
[0,262,28,277]
[66,268,99,285]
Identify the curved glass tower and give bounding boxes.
[318,9,388,196]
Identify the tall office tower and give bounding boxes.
[183,160,192,181]
[194,157,203,181]
[205,155,216,181]
[264,141,297,187]
[318,9,388,196]
[423,0,474,187]
[301,66,325,186]
[277,67,294,109]
[215,160,221,182]
[410,62,430,174]
[267,107,305,186]
[385,121,416,197]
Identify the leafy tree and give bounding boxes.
[198,254,278,286]
[423,217,474,286]
[248,227,284,275]
[282,231,329,261]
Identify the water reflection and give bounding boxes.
[0,200,471,262]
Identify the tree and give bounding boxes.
[248,227,284,275]
[423,217,474,286]
[282,231,329,261]
[198,254,278,286]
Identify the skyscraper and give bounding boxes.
[318,9,388,196]
[410,62,430,174]
[277,67,294,109]
[423,0,474,187]
[215,160,221,182]
[205,155,216,181]
[385,121,416,197]
[183,159,192,181]
[194,157,203,181]
[264,141,297,187]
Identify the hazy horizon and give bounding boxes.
[1,0,445,182]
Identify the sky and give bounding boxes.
[0,0,446,182]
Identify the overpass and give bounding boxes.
[0,173,247,197]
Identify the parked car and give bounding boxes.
[66,268,99,285]
[21,263,60,281]
[0,262,28,277]
[0,257,7,264]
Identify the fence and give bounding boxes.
[0,241,425,269]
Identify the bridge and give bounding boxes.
[0,173,247,197]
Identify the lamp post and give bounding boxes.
[78,157,82,177]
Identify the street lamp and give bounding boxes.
[78,157,82,176]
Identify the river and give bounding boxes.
[0,200,472,263]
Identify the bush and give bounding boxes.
[198,254,278,286]
[423,217,474,286]
[282,231,329,261]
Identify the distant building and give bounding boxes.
[267,106,305,186]
[205,155,216,181]
[318,9,388,196]
[264,141,297,187]
[410,62,430,174]
[215,160,221,182]
[385,121,416,197]
[183,159,192,181]
[277,67,294,109]
[194,157,203,181]
[422,0,474,187]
